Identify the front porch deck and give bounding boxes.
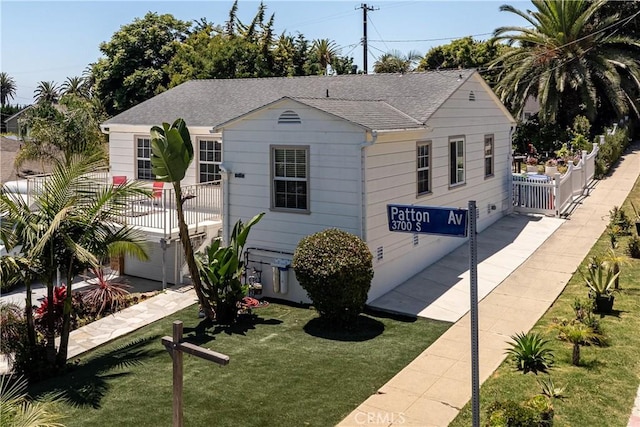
[16,170,222,240]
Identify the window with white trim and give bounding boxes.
[449,136,465,186]
[272,146,309,211]
[136,136,153,180]
[417,141,431,195]
[484,134,494,177]
[199,139,222,183]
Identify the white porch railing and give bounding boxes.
[513,142,599,217]
[19,171,222,239]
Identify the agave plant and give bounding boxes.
[505,331,554,374]
[582,258,619,299]
[537,376,565,399]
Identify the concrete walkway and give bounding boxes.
[369,214,564,323]
[338,143,640,427]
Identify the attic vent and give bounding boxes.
[376,246,384,261]
[278,110,301,124]
[413,234,419,246]
[469,91,476,101]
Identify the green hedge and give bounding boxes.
[292,228,373,328]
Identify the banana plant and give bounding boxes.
[150,119,215,319]
[197,212,264,324]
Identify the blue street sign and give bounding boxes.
[386,204,468,237]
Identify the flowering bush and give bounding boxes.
[526,157,539,166]
[293,228,373,328]
[545,159,558,167]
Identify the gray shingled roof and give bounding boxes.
[104,69,474,130]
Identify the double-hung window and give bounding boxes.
[199,139,222,183]
[417,141,431,195]
[449,136,465,186]
[136,136,153,180]
[272,146,309,212]
[484,134,494,178]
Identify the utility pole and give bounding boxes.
[357,3,377,74]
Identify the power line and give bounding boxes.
[369,32,495,43]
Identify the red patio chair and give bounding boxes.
[112,175,127,186]
[151,181,164,205]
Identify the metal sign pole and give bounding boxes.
[469,200,480,427]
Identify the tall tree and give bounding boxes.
[150,119,215,320]
[0,153,149,371]
[490,0,640,128]
[311,38,339,75]
[61,76,88,98]
[34,81,60,104]
[417,37,510,85]
[0,72,16,107]
[373,50,421,74]
[17,95,107,169]
[91,12,191,116]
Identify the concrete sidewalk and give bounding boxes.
[338,144,640,427]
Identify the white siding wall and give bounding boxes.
[125,239,181,285]
[107,124,215,186]
[365,74,515,301]
[221,100,365,303]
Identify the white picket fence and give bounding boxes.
[513,143,599,217]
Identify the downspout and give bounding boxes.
[220,163,231,245]
[508,125,515,214]
[360,130,377,241]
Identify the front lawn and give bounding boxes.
[29,303,450,427]
[450,174,640,426]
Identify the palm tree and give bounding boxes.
[0,152,149,370]
[373,50,421,74]
[0,72,17,107]
[491,0,640,128]
[0,375,65,426]
[61,76,88,98]
[551,321,603,366]
[311,38,339,75]
[33,81,60,104]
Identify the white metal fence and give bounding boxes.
[16,171,222,239]
[513,143,599,217]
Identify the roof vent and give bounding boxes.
[469,91,476,102]
[278,110,301,124]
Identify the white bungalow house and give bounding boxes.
[101,69,516,304]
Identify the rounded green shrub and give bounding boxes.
[292,228,373,328]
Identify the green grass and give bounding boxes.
[28,303,450,427]
[450,174,640,427]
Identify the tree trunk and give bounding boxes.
[614,262,620,290]
[24,278,36,349]
[572,343,580,366]
[173,183,215,320]
[44,279,56,364]
[56,267,74,368]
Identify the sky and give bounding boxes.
[1,0,531,105]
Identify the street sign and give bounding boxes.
[386,204,468,237]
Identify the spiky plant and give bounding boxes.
[0,375,65,426]
[505,332,554,374]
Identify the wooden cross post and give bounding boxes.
[162,321,230,427]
